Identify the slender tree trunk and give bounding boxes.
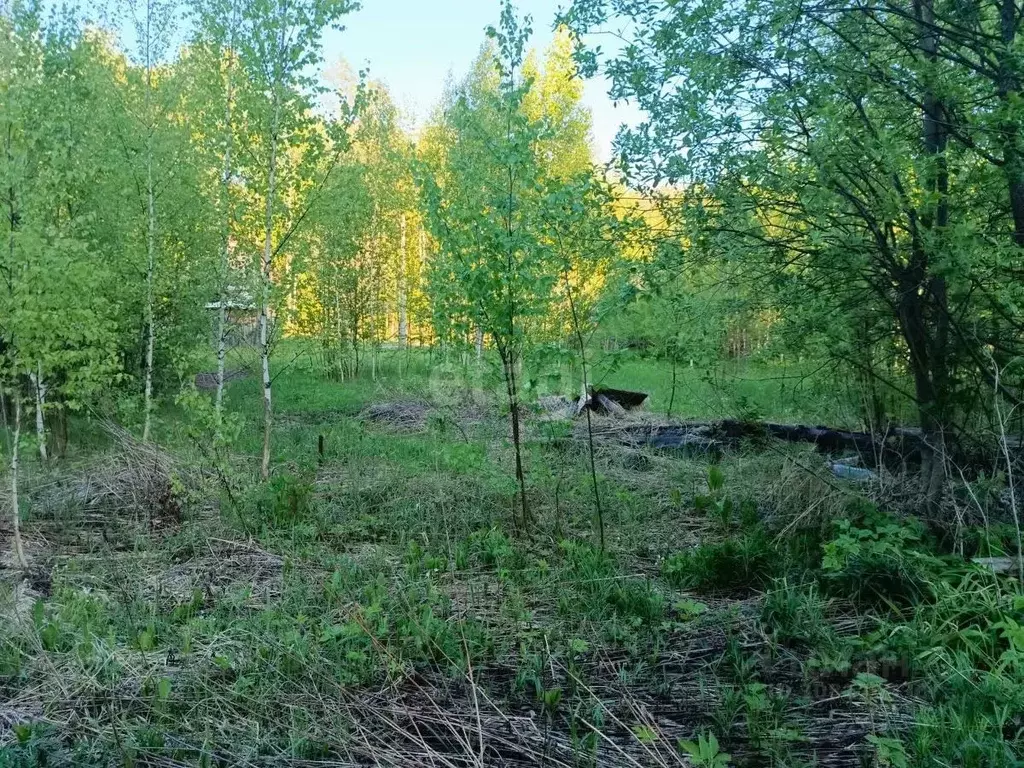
[142,21,156,443]
[259,87,281,480]
[398,213,408,348]
[497,57,528,531]
[352,303,360,377]
[334,289,344,380]
[501,347,529,530]
[418,224,427,345]
[47,402,67,459]
[564,272,603,550]
[215,42,235,422]
[668,353,678,419]
[475,326,484,361]
[30,361,46,462]
[11,394,25,569]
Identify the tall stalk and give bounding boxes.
[397,213,408,348]
[500,344,529,529]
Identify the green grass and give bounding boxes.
[589,352,910,426]
[1,344,1019,767]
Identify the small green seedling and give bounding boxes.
[678,731,731,767]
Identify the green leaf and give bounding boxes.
[157,677,172,702]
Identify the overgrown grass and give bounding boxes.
[1,348,1019,766]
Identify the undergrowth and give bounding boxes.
[1,360,1021,766]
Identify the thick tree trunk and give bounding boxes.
[910,0,951,509]
[900,287,947,502]
[11,395,25,569]
[398,213,408,347]
[996,0,1024,246]
[260,89,281,480]
[30,362,46,462]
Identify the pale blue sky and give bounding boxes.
[97,0,641,161]
[320,0,642,162]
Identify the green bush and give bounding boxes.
[821,515,944,606]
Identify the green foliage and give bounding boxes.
[242,473,314,530]
[565,0,1024,454]
[760,579,834,649]
[678,731,731,767]
[8,0,1024,765]
[821,515,945,606]
[663,529,779,592]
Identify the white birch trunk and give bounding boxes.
[259,87,281,480]
[142,10,156,443]
[334,289,344,381]
[475,326,484,361]
[398,213,408,347]
[215,44,235,422]
[30,361,46,461]
[11,394,25,569]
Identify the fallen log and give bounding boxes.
[591,419,920,467]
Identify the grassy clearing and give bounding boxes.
[588,354,918,428]
[1,352,1021,767]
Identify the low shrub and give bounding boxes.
[820,514,945,606]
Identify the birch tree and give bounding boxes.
[422,2,560,530]
[122,0,178,442]
[0,0,35,568]
[235,0,357,478]
[190,0,242,423]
